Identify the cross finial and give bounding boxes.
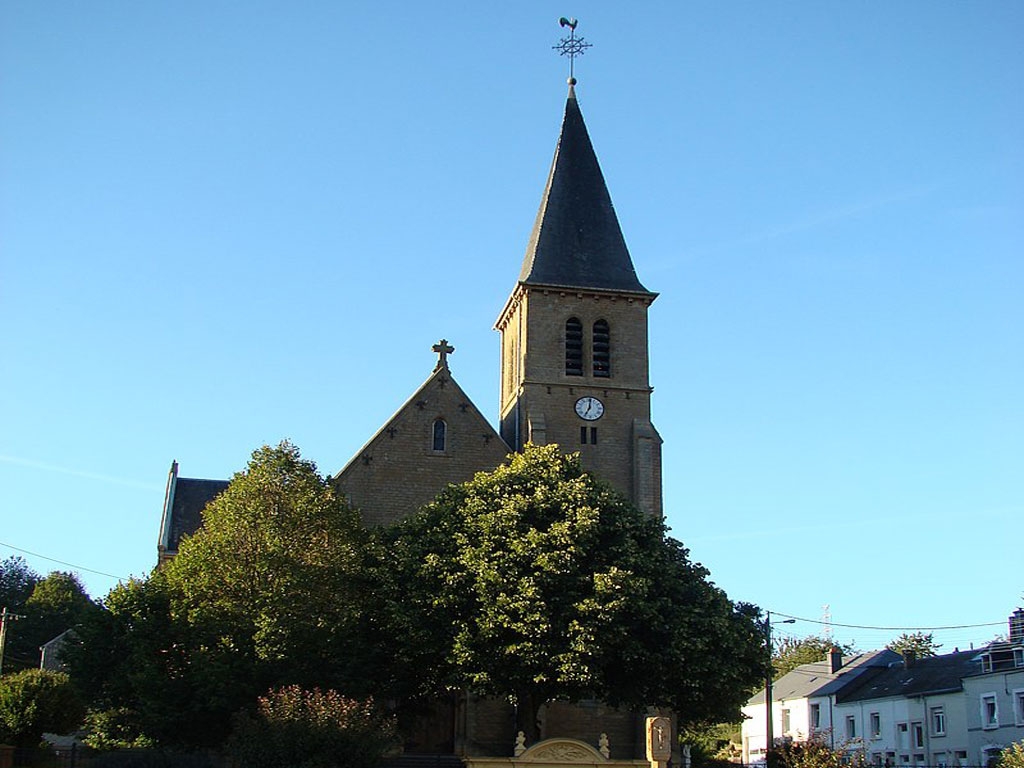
[553,17,592,84]
[432,339,454,371]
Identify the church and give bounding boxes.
[157,73,666,760]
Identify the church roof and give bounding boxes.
[157,464,229,558]
[518,84,651,295]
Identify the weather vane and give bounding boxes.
[552,17,592,84]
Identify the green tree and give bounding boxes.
[67,442,383,748]
[772,636,856,679]
[387,444,767,741]
[0,668,84,748]
[1,567,98,673]
[886,632,941,659]
[0,557,39,611]
[64,575,200,747]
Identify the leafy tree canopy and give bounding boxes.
[68,442,382,748]
[0,557,40,611]
[0,564,98,673]
[0,668,84,748]
[772,636,856,679]
[387,444,767,740]
[886,632,942,659]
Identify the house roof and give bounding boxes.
[746,649,901,706]
[517,84,651,295]
[838,650,980,703]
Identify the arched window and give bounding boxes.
[432,419,447,452]
[565,318,583,376]
[593,319,610,377]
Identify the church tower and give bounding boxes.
[496,81,662,517]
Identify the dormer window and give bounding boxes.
[432,419,447,452]
[592,319,610,377]
[565,318,583,376]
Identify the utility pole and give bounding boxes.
[764,610,795,762]
[0,607,25,676]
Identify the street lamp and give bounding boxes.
[764,610,795,761]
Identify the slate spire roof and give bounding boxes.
[518,83,651,294]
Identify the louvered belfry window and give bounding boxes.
[592,319,610,377]
[565,318,583,376]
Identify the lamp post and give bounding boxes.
[764,611,795,762]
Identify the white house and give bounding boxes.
[741,648,900,763]
[832,649,978,767]
[963,610,1024,766]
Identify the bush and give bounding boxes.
[997,742,1024,768]
[771,738,866,768]
[0,669,84,748]
[226,686,397,768]
[82,708,156,751]
[87,748,222,768]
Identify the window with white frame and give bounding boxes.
[954,751,968,767]
[870,712,881,739]
[912,722,924,750]
[981,693,999,729]
[847,715,857,739]
[934,752,948,767]
[1014,689,1024,726]
[896,722,908,750]
[782,708,791,734]
[931,706,946,736]
[810,703,821,730]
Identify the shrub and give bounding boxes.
[771,738,866,768]
[82,708,156,751]
[226,686,397,768]
[997,742,1024,768]
[87,748,222,768]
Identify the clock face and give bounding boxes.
[574,396,604,421]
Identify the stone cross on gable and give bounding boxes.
[433,339,454,371]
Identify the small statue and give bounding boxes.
[599,732,610,758]
[514,730,527,756]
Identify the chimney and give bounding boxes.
[1010,609,1024,644]
[830,647,843,674]
[903,650,917,669]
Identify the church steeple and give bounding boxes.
[496,68,663,518]
[518,84,651,295]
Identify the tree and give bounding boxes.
[886,632,941,659]
[65,442,382,748]
[773,636,856,679]
[0,669,84,748]
[387,444,767,742]
[0,557,39,611]
[1,565,98,673]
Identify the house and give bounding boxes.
[154,71,667,760]
[832,649,979,767]
[741,648,901,762]
[963,609,1024,766]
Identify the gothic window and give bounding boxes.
[592,319,610,377]
[565,318,583,376]
[432,419,447,452]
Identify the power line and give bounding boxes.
[0,540,129,581]
[769,610,1005,632]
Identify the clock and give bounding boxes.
[574,396,604,421]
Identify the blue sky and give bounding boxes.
[2,2,1021,654]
